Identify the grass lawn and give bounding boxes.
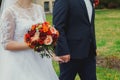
[46,9,120,80]
[53,62,120,80]
[95,9,120,57]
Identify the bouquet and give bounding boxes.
[24,22,59,57]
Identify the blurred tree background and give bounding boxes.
[0,0,120,9]
[96,0,120,9]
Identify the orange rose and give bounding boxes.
[42,24,49,32]
[31,25,36,30]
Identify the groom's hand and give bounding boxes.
[59,54,70,63]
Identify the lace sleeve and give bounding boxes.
[0,8,15,49]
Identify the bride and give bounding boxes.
[0,0,63,80]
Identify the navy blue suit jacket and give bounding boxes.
[53,0,96,59]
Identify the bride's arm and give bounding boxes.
[1,8,29,51]
[5,41,29,51]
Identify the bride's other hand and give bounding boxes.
[52,56,64,63]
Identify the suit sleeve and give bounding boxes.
[53,0,70,56]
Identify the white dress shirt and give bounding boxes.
[84,0,93,22]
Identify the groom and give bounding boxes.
[53,0,98,80]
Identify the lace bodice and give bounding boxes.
[0,3,46,49]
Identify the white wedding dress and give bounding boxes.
[0,3,59,80]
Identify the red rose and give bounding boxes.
[39,32,47,40]
[52,34,58,42]
[38,39,44,45]
[28,30,36,37]
[24,33,31,43]
[47,29,52,35]
[44,22,50,25]
[30,40,38,48]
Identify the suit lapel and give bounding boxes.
[80,0,90,23]
[90,0,94,4]
[90,0,95,25]
[79,0,94,25]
